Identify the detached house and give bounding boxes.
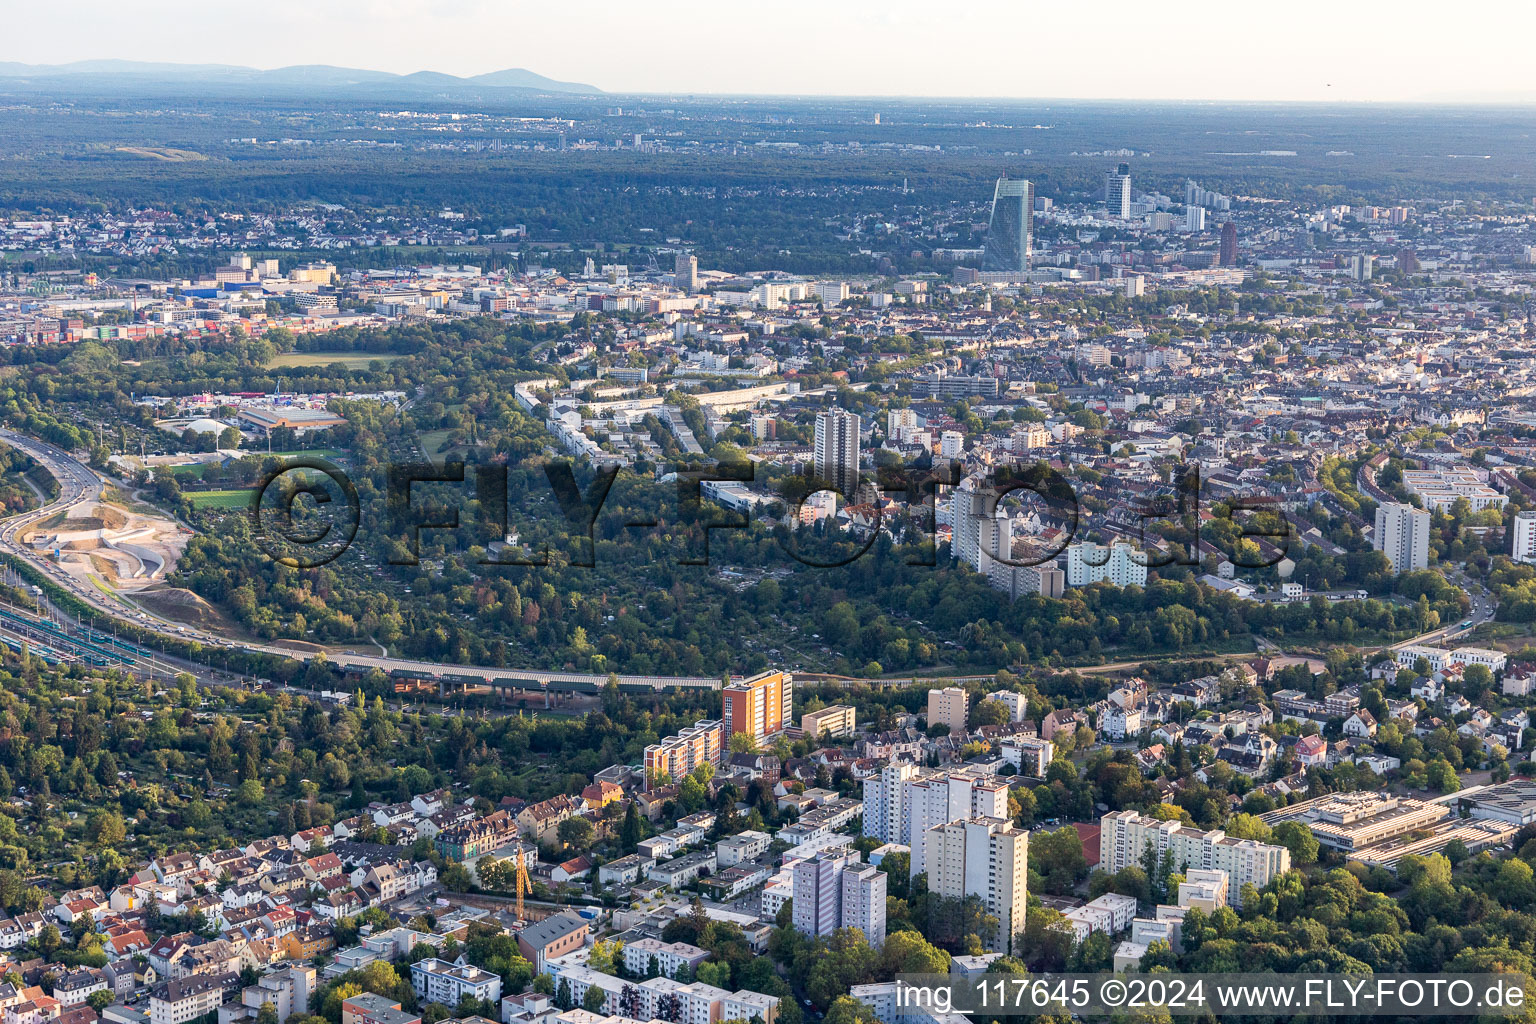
[1343,710,1378,738]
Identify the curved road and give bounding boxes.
[0,430,722,692]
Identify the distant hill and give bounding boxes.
[0,60,600,96]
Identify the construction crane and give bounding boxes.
[515,846,531,922]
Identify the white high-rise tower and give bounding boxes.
[1373,502,1430,573]
[814,409,862,498]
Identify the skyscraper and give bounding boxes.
[1220,220,1238,266]
[981,178,1033,275]
[950,486,1012,573]
[1104,163,1132,219]
[924,817,1029,953]
[673,252,698,293]
[814,409,862,498]
[906,773,1009,871]
[1374,502,1430,574]
[792,849,854,938]
[792,850,888,948]
[840,865,888,948]
[862,762,918,842]
[721,669,792,742]
[1514,510,1536,564]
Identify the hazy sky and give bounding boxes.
[9,0,1536,103]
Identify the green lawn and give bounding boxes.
[268,448,346,461]
[174,450,344,477]
[186,490,254,509]
[419,429,464,457]
[265,352,400,369]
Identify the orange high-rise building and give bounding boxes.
[722,670,793,742]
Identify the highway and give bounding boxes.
[0,430,724,693]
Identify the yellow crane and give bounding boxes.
[515,846,531,922]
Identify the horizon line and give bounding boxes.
[4,58,1536,108]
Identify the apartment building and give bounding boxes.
[715,829,771,867]
[1402,467,1507,513]
[546,966,779,1024]
[813,409,861,498]
[1374,502,1431,574]
[1066,541,1149,587]
[1395,645,1507,675]
[1099,810,1289,906]
[149,974,239,1024]
[987,690,1029,722]
[53,970,107,1007]
[239,965,315,1023]
[515,914,589,974]
[840,864,888,949]
[903,772,1010,872]
[861,762,918,844]
[723,671,793,743]
[800,704,856,741]
[410,959,502,1007]
[923,818,1029,953]
[621,939,709,978]
[1063,893,1137,942]
[791,850,888,948]
[861,766,1009,869]
[644,720,726,789]
[926,687,969,734]
[999,737,1052,777]
[791,850,852,939]
[647,851,718,889]
[1514,509,1536,564]
[1177,869,1229,911]
[434,809,519,861]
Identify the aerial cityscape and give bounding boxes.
[4,6,1536,1022]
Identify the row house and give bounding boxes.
[515,797,578,844]
[435,811,518,863]
[148,972,239,1024]
[0,915,46,950]
[166,939,240,981]
[418,805,476,840]
[151,854,200,886]
[302,853,345,884]
[6,986,61,1024]
[52,970,107,1008]
[199,849,247,876]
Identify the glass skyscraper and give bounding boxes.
[982,177,1034,274]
